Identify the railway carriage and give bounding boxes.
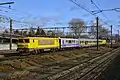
[17,37,60,53]
[59,38,79,48]
[79,38,106,47]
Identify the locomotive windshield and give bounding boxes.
[19,39,29,43]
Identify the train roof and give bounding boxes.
[18,37,58,39]
[78,38,103,41]
[18,37,106,41]
[59,38,78,40]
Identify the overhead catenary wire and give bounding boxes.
[69,0,96,16]
[90,0,110,21]
[0,5,37,26]
[0,5,62,26]
[0,5,32,16]
[68,0,111,28]
[0,0,117,34]
[0,14,42,27]
[69,0,110,25]
[91,8,120,14]
[90,0,119,32]
[0,2,14,5]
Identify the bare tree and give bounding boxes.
[40,28,46,36]
[35,27,46,36]
[22,31,28,36]
[68,18,85,38]
[28,27,35,37]
[65,32,74,38]
[47,30,55,37]
[4,29,9,33]
[99,27,109,39]
[13,30,20,35]
[55,30,64,37]
[90,20,109,39]
[35,27,41,36]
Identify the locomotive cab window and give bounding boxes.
[18,39,29,43]
[24,39,29,43]
[19,39,24,43]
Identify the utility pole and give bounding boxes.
[96,17,99,50]
[10,18,12,50]
[111,25,112,48]
[62,27,65,37]
[0,1,14,50]
[118,30,119,42]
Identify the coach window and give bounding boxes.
[81,41,83,43]
[33,40,34,42]
[69,40,72,43]
[66,40,68,43]
[82,41,84,43]
[76,41,78,43]
[72,40,74,43]
[74,40,75,43]
[80,41,82,43]
[85,41,88,44]
[71,40,73,43]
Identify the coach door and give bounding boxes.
[59,39,61,48]
[85,41,88,45]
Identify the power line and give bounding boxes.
[69,0,96,16]
[91,8,120,14]
[0,6,16,11]
[0,2,14,5]
[90,0,110,21]
[68,0,110,26]
[90,0,120,32]
[69,0,119,35]
[0,5,32,18]
[0,14,40,26]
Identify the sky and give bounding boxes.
[0,0,120,34]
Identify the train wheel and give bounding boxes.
[37,49,40,54]
[29,50,37,55]
[55,48,58,51]
[51,49,55,52]
[34,50,38,55]
[30,51,33,55]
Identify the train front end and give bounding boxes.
[17,38,30,53]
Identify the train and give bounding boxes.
[17,37,106,54]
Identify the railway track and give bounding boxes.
[0,46,117,80]
[45,47,120,80]
[0,43,117,58]
[77,48,119,80]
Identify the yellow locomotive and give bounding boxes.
[17,37,60,53]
